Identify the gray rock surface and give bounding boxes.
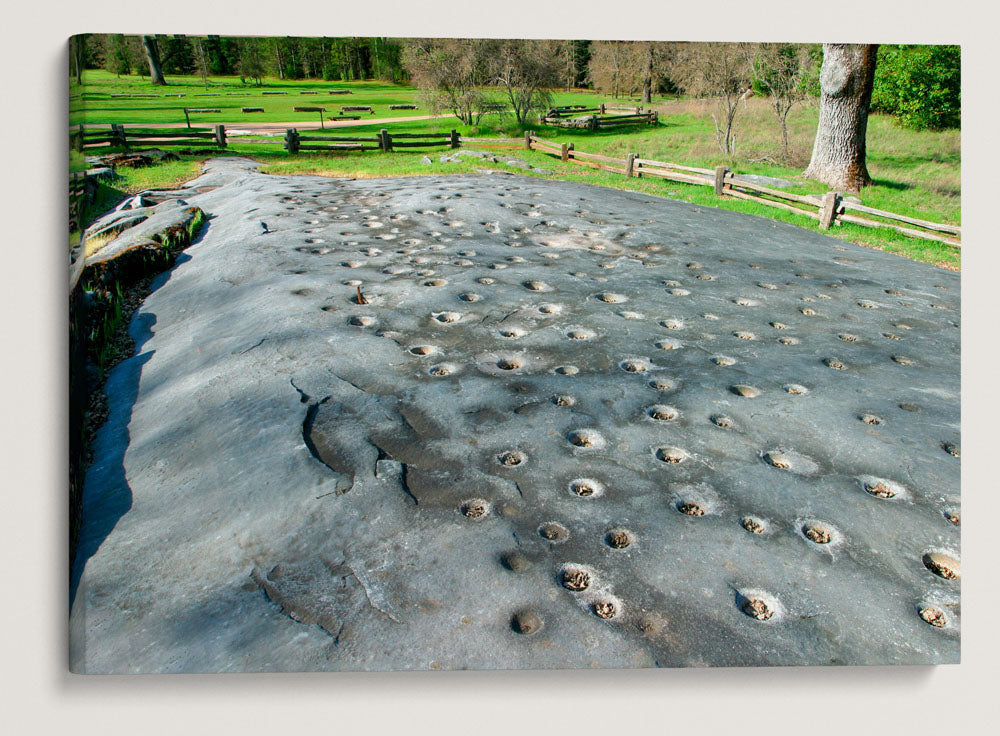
[70,158,960,673]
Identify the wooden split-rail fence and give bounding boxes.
[284,127,460,153]
[542,104,658,129]
[522,132,960,246]
[74,123,228,152]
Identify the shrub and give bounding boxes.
[871,45,960,130]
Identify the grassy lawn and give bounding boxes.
[71,70,961,271]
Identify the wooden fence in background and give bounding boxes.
[284,127,459,153]
[74,124,228,152]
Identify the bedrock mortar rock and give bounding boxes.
[70,158,960,672]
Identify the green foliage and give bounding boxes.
[872,45,961,130]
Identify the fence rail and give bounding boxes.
[284,127,459,154]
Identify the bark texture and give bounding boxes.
[803,44,878,192]
[142,35,166,86]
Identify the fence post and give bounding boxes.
[599,103,605,114]
[75,123,84,153]
[560,142,569,162]
[524,130,533,150]
[183,107,191,128]
[379,129,390,153]
[819,191,840,229]
[111,123,127,150]
[625,153,637,178]
[714,166,730,196]
[214,124,227,148]
[450,129,459,148]
[284,128,299,154]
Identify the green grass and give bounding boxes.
[71,70,961,270]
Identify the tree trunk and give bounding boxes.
[642,47,653,104]
[276,44,285,79]
[142,35,166,85]
[803,44,878,192]
[71,35,85,85]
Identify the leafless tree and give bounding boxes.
[404,39,494,125]
[674,42,754,158]
[589,41,643,98]
[484,40,562,124]
[746,43,810,160]
[803,44,879,192]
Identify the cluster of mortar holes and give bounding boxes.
[459,293,481,303]
[434,311,462,324]
[348,315,375,327]
[891,355,914,366]
[712,355,736,366]
[496,357,522,371]
[741,516,767,535]
[554,365,579,376]
[923,551,960,580]
[823,358,847,370]
[568,478,605,499]
[667,287,690,296]
[778,337,800,345]
[942,442,960,458]
[538,303,562,315]
[567,328,595,341]
[497,450,527,467]
[539,521,569,543]
[409,345,437,356]
[460,498,490,520]
[730,384,760,398]
[596,292,627,303]
[733,331,757,341]
[592,597,622,620]
[656,446,688,464]
[711,414,735,429]
[696,274,716,281]
[477,277,496,285]
[661,319,684,330]
[655,339,681,351]
[428,363,456,377]
[800,307,817,316]
[802,521,836,546]
[858,413,883,426]
[620,359,650,373]
[648,379,674,391]
[498,326,526,339]
[567,429,606,449]
[943,508,961,526]
[647,405,679,421]
[769,322,788,330]
[839,333,858,343]
[740,592,778,622]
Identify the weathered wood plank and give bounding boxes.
[838,212,961,246]
[838,201,961,235]
[724,187,822,220]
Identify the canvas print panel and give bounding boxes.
[68,35,960,672]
